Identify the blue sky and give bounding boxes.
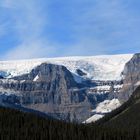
[0,0,140,60]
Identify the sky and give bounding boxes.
[0,0,140,60]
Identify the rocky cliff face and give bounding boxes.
[0,63,93,122]
[0,62,125,122]
[119,53,140,101]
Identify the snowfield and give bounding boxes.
[84,99,121,123]
[92,99,121,114]
[0,54,133,81]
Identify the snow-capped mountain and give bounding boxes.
[0,54,134,122]
[0,54,133,80]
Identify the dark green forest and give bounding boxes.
[1,86,140,140]
[0,107,137,140]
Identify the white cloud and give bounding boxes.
[1,0,50,59]
[4,40,56,60]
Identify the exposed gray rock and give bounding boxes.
[76,69,87,76]
[119,53,140,102]
[0,63,93,122]
[0,62,123,122]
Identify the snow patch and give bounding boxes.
[135,81,140,86]
[84,114,104,123]
[114,85,123,89]
[33,75,39,82]
[92,99,121,114]
[84,99,121,123]
[93,85,111,90]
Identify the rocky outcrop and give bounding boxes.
[119,53,140,101]
[0,63,93,122]
[76,69,87,76]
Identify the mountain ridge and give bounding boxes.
[0,53,137,122]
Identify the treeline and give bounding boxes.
[0,106,139,140]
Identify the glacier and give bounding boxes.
[0,54,133,81]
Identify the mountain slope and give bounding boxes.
[84,98,121,123]
[96,85,140,130]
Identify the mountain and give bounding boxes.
[0,53,140,140]
[0,54,134,122]
[118,53,140,102]
[0,63,91,122]
[96,85,140,131]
